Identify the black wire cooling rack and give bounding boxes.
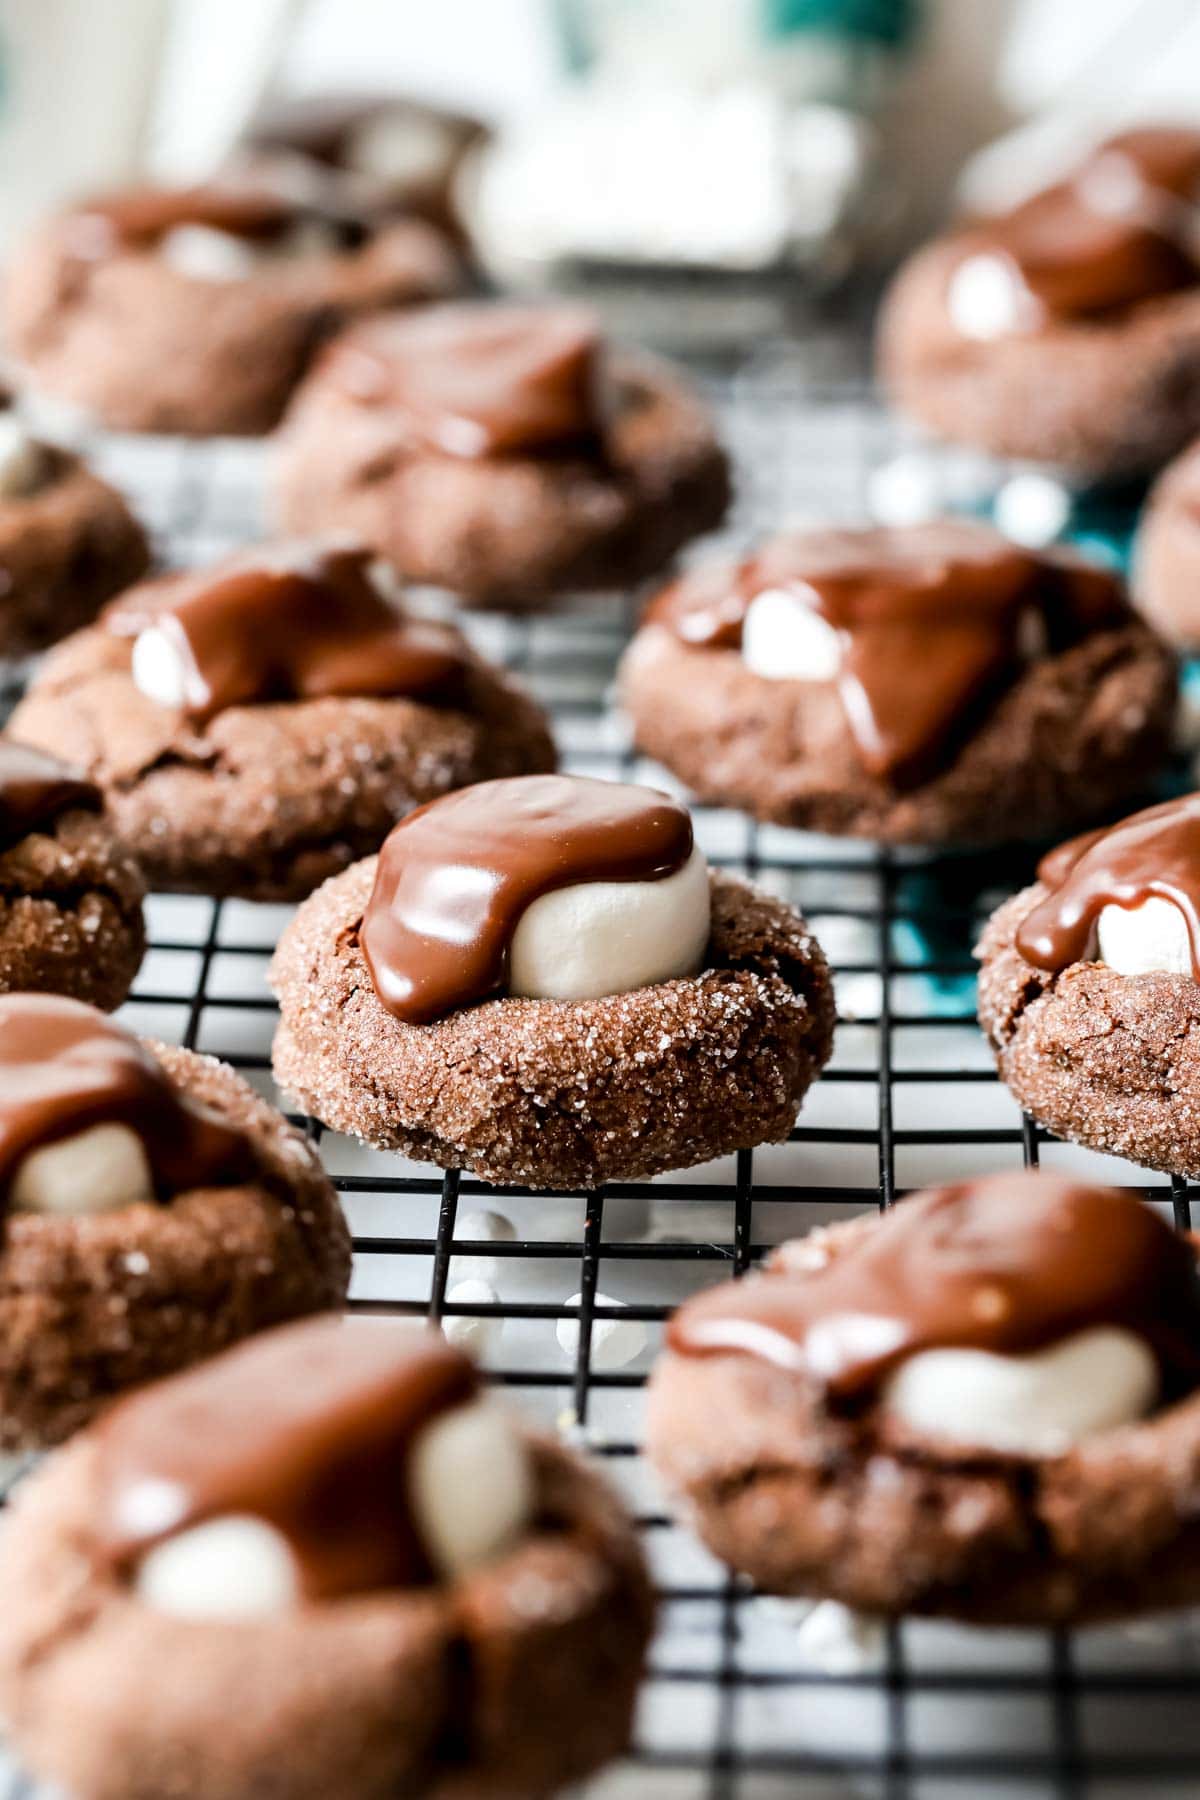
[5,360,1200,1800]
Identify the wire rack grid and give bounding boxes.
[4,362,1200,1800]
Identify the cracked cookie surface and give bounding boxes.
[0,805,145,1010]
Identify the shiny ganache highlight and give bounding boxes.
[669,1174,1200,1404]
[105,541,469,724]
[0,742,100,850]
[1017,793,1200,980]
[327,302,610,458]
[645,521,1125,786]
[361,774,695,1024]
[0,995,253,1210]
[95,1315,480,1599]
[947,126,1200,332]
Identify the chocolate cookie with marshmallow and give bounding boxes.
[648,1172,1200,1623]
[3,180,461,437]
[9,539,556,902]
[879,126,1200,483]
[0,1314,653,1800]
[0,994,350,1451]
[0,388,149,657]
[271,301,731,609]
[0,741,144,1010]
[621,519,1175,845]
[978,793,1200,1177]
[270,773,834,1189]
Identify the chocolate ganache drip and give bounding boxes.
[361,774,695,1024]
[328,303,610,458]
[95,1316,480,1599]
[947,126,1200,332]
[0,742,100,850]
[669,1174,1200,1404]
[0,995,253,1209]
[1016,794,1200,980]
[645,521,1124,786]
[105,541,469,724]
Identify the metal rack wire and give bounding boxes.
[5,366,1200,1798]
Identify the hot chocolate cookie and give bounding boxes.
[4,180,461,436]
[979,792,1200,1176]
[271,301,731,608]
[270,773,834,1189]
[0,1314,653,1800]
[0,389,149,656]
[0,995,349,1450]
[879,126,1200,482]
[9,539,556,901]
[621,519,1174,844]
[649,1172,1200,1623]
[0,741,144,1009]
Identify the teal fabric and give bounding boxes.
[760,0,919,46]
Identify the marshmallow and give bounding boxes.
[882,1325,1157,1455]
[159,225,262,283]
[947,250,1033,341]
[442,1279,504,1358]
[1096,896,1192,978]
[10,1122,155,1216]
[556,1293,648,1372]
[866,451,945,529]
[135,1514,300,1619]
[453,1208,516,1283]
[741,586,841,682]
[131,624,190,711]
[0,413,46,500]
[508,844,711,1003]
[994,471,1071,548]
[349,110,456,188]
[409,1396,533,1578]
[794,1600,884,1673]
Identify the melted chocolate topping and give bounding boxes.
[0,742,100,850]
[95,1315,481,1599]
[669,1174,1200,1404]
[361,774,695,1024]
[645,522,1125,785]
[948,126,1200,330]
[105,541,469,724]
[1016,794,1200,979]
[326,303,610,458]
[0,995,254,1211]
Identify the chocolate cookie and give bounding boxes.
[8,542,556,902]
[649,1173,1200,1624]
[621,520,1175,845]
[0,741,144,1010]
[4,182,461,437]
[978,794,1200,1177]
[270,776,834,1190]
[878,127,1200,482]
[271,302,731,609]
[0,1317,653,1800]
[1133,435,1200,645]
[0,997,350,1451]
[0,399,149,656]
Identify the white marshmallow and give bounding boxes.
[131,624,191,711]
[11,1122,154,1217]
[882,1325,1157,1455]
[135,1514,300,1620]
[453,1208,516,1283]
[442,1279,504,1358]
[741,586,841,683]
[556,1293,648,1372]
[866,451,946,529]
[349,110,456,188]
[159,225,262,283]
[794,1600,884,1673]
[508,844,710,1003]
[0,413,46,500]
[409,1396,533,1578]
[994,471,1071,548]
[947,250,1034,341]
[1096,896,1192,978]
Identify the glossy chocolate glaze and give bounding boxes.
[948,126,1200,330]
[96,1315,480,1599]
[0,995,253,1208]
[327,303,610,458]
[669,1174,1200,1404]
[1016,794,1200,979]
[105,541,469,724]
[645,522,1125,785]
[0,742,100,849]
[361,773,694,1024]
